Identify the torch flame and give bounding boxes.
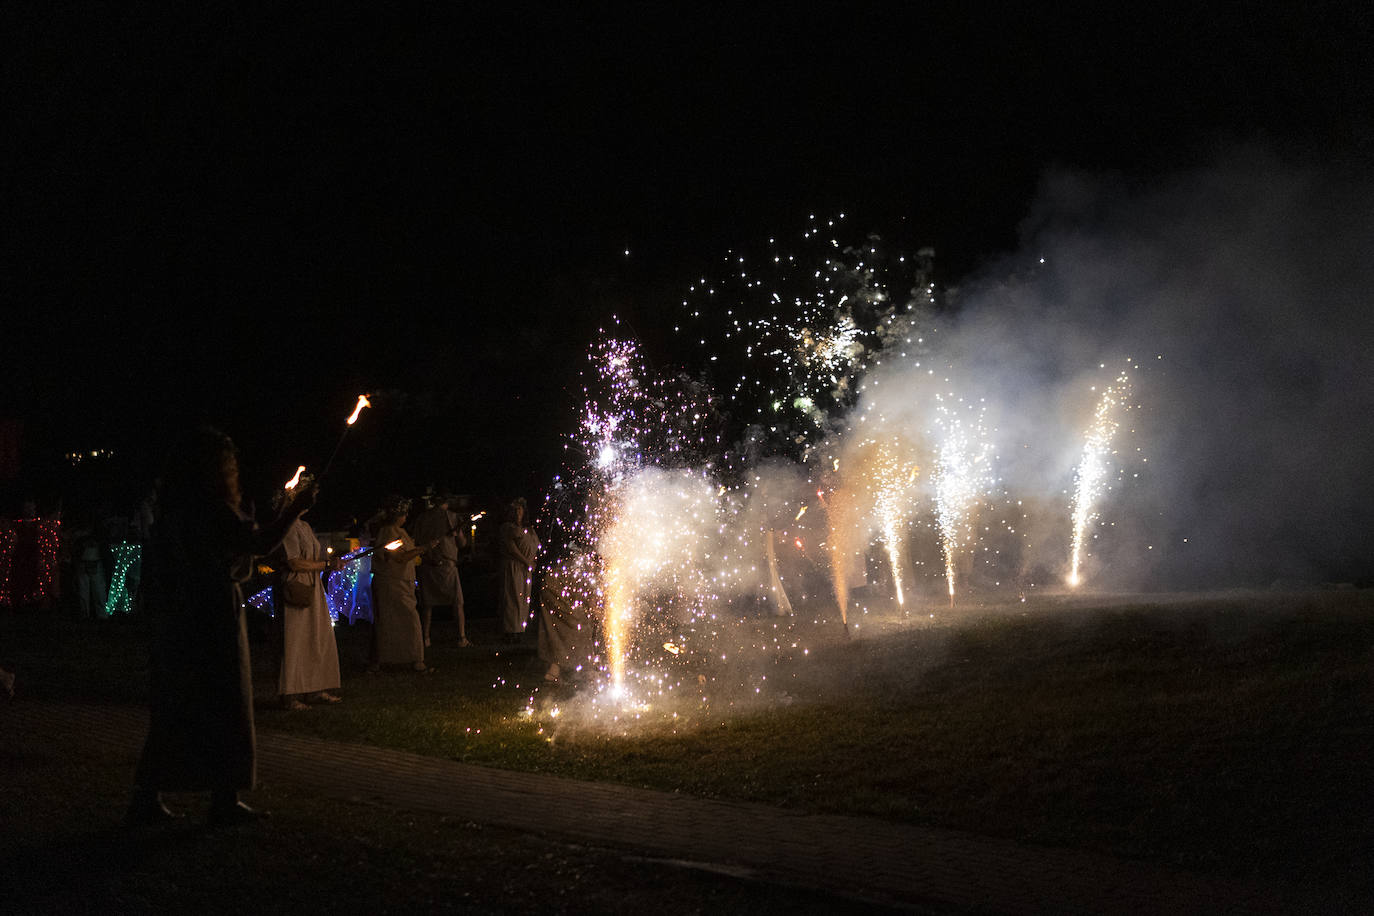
[284,465,306,490]
[794,505,808,521]
[383,539,403,551]
[346,394,372,426]
[470,511,486,522]
[663,642,682,655]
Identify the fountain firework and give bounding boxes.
[1068,365,1135,588]
[536,218,1148,729]
[932,393,993,604]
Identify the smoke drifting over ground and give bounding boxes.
[538,148,1373,730]
[862,148,1374,588]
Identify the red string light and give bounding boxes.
[0,518,61,608]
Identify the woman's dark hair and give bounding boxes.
[162,426,240,512]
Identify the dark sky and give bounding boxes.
[3,3,1370,517]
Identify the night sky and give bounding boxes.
[4,3,1371,526]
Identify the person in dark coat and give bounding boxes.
[126,427,316,827]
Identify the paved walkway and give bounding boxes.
[9,702,1302,914]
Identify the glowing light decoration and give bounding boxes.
[103,542,142,615]
[326,549,373,623]
[0,518,61,608]
[1068,367,1135,588]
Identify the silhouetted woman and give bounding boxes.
[126,427,314,826]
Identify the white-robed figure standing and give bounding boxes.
[498,497,540,639]
[368,496,435,673]
[273,488,343,710]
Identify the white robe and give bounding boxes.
[277,519,341,696]
[372,525,425,665]
[498,522,540,633]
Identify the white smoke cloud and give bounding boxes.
[860,147,1374,588]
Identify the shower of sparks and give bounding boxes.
[826,483,858,623]
[525,219,1147,732]
[597,468,721,694]
[673,214,940,461]
[932,395,994,604]
[1068,366,1135,588]
[870,440,918,609]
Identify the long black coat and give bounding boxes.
[134,501,275,792]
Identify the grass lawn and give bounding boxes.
[5,588,1373,903]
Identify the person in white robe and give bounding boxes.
[498,498,540,639]
[273,499,342,710]
[368,497,433,673]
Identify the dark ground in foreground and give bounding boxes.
[3,719,899,915]
[3,589,1373,911]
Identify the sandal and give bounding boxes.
[312,692,342,704]
[282,698,310,712]
[456,638,473,648]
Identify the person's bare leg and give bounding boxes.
[455,596,470,646]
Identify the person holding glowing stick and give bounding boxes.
[127,426,320,827]
[366,495,436,674]
[270,472,343,711]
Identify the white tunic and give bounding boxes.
[278,519,341,696]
